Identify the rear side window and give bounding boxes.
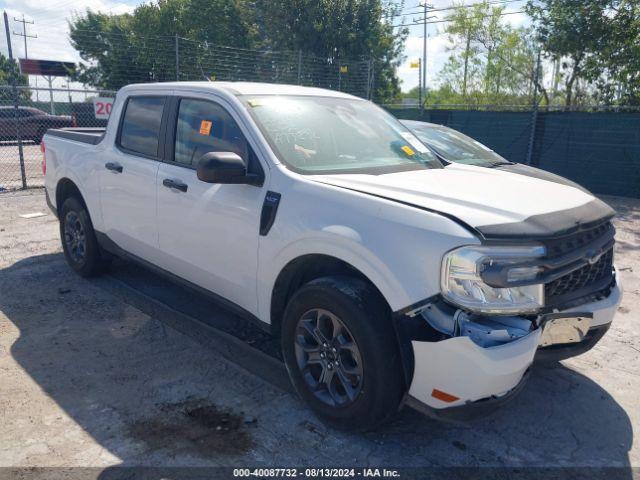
[119,96,165,157]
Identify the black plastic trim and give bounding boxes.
[476,199,615,239]
[94,231,272,335]
[259,191,281,236]
[481,231,615,289]
[392,295,440,318]
[391,295,444,388]
[543,277,615,312]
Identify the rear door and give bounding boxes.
[155,95,267,315]
[99,94,168,263]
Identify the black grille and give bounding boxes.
[545,248,614,302]
[543,221,614,258]
[541,220,615,307]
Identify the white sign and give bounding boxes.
[92,97,114,119]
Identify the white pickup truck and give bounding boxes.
[43,82,621,430]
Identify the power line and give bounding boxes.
[393,9,526,28]
[386,0,526,19]
[12,14,36,59]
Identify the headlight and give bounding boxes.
[441,245,545,314]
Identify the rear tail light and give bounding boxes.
[41,141,46,175]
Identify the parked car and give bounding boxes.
[401,119,587,191]
[0,106,75,144]
[43,82,621,430]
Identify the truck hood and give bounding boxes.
[312,163,615,239]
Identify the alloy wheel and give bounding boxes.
[294,308,364,407]
[64,211,86,264]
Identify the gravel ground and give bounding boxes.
[0,190,638,474]
[0,143,43,191]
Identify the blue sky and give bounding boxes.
[0,0,529,92]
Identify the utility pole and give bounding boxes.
[4,11,27,189]
[419,2,435,115]
[13,14,38,101]
[526,49,542,166]
[417,58,422,109]
[13,14,36,59]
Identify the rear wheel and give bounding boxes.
[60,197,107,277]
[281,276,405,431]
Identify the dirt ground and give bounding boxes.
[0,190,638,474]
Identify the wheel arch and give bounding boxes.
[56,177,88,214]
[270,254,391,337]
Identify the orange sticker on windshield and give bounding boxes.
[199,120,212,135]
[401,145,415,156]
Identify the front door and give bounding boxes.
[155,97,266,315]
[99,95,166,262]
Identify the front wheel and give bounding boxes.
[281,276,405,431]
[60,197,107,277]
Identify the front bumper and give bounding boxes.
[407,367,531,422]
[403,281,622,419]
[535,279,621,362]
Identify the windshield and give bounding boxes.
[242,95,442,174]
[410,125,510,166]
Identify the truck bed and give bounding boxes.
[45,128,106,145]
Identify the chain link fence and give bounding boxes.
[0,29,378,192]
[0,25,638,198]
[66,30,375,99]
[0,86,115,191]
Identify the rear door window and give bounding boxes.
[118,96,166,158]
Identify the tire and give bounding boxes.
[281,276,405,431]
[59,196,107,277]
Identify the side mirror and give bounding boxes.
[196,151,261,185]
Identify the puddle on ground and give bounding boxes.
[127,398,255,457]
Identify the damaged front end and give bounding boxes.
[396,296,607,421]
[396,299,543,421]
[399,220,619,420]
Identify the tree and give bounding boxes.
[69,0,255,89]
[526,0,640,106]
[68,0,408,103]
[436,1,539,106]
[251,0,407,101]
[0,53,30,101]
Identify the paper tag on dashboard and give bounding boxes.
[401,145,415,156]
[400,132,429,153]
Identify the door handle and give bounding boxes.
[162,178,188,192]
[105,162,123,173]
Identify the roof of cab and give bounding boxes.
[119,81,361,99]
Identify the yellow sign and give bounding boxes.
[199,120,212,136]
[401,145,415,156]
[410,60,420,69]
[339,65,348,73]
